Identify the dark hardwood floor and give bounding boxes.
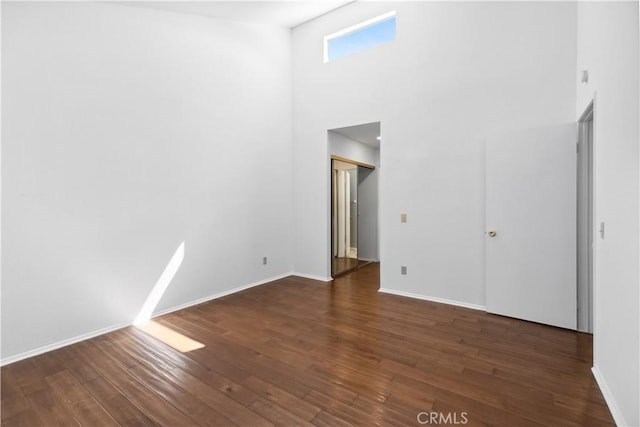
[1,263,614,426]
[332,257,371,277]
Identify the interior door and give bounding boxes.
[486,123,577,330]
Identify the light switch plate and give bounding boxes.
[401,213,407,223]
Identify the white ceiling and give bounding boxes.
[116,1,354,28]
[331,122,381,149]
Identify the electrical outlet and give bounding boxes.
[263,257,267,265]
[401,266,407,275]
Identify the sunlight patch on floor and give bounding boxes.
[136,320,204,353]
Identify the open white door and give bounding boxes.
[486,123,577,330]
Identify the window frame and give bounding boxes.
[323,10,397,63]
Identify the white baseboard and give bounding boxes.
[378,288,486,311]
[0,272,292,367]
[358,258,379,263]
[0,321,131,367]
[591,366,626,426]
[151,272,293,318]
[290,272,333,282]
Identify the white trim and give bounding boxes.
[150,272,293,319]
[0,272,292,367]
[378,288,486,311]
[591,366,626,426]
[0,321,130,367]
[291,272,334,282]
[323,10,396,63]
[358,258,379,263]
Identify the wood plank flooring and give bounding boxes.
[331,257,360,277]
[1,263,614,426]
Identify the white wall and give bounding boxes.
[357,163,379,262]
[328,131,377,166]
[292,2,577,305]
[576,2,639,425]
[1,2,293,362]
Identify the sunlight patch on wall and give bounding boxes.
[136,320,204,353]
[134,241,185,325]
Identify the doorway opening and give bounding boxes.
[577,101,595,333]
[328,122,380,278]
[332,159,361,275]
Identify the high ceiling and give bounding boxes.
[116,1,354,28]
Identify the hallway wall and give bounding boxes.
[575,2,639,424]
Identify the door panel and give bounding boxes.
[486,123,577,330]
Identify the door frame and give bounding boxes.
[577,99,596,333]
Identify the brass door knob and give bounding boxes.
[488,231,497,237]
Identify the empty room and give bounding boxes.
[1,1,639,426]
